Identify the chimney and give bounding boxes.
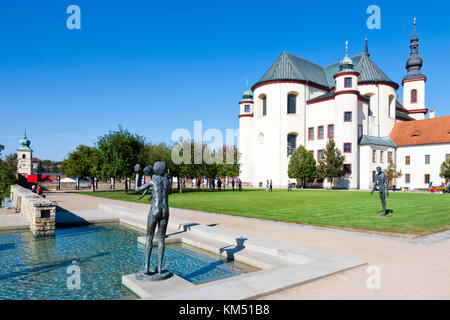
[429,109,435,118]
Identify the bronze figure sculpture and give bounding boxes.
[134,161,172,280]
[371,166,390,217]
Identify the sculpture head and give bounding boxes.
[143,165,153,176]
[376,166,382,174]
[153,161,167,176]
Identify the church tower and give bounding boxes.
[402,18,427,120]
[17,133,33,177]
[238,85,254,184]
[333,42,360,188]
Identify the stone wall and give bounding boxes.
[10,185,56,237]
[39,182,124,191]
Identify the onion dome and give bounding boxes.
[241,81,254,102]
[339,41,354,72]
[18,132,32,151]
[404,18,426,81]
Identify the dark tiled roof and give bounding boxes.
[257,52,328,87]
[307,91,370,104]
[396,100,407,111]
[323,54,395,87]
[307,91,334,103]
[395,101,415,121]
[396,111,415,121]
[359,135,397,147]
[255,52,398,89]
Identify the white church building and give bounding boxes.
[238,20,450,190]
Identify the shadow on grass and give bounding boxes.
[377,209,394,214]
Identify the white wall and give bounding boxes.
[396,143,450,189]
[17,150,32,176]
[249,82,328,187]
[403,79,426,120]
[239,80,400,189]
[358,84,397,137]
[359,145,396,190]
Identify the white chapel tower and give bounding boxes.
[238,86,254,183]
[17,133,33,177]
[402,18,427,120]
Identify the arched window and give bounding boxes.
[22,154,26,159]
[263,96,267,116]
[364,93,375,116]
[287,134,297,156]
[259,94,267,117]
[388,95,395,118]
[287,94,296,114]
[411,89,417,103]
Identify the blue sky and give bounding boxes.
[1,0,449,160]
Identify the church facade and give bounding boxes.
[238,21,450,190]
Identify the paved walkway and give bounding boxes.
[0,213,28,231]
[46,192,450,300]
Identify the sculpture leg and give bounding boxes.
[144,213,158,274]
[156,217,169,274]
[379,189,386,215]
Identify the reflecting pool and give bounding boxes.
[0,224,257,300]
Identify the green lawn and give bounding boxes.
[78,189,450,235]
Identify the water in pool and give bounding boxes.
[0,224,257,300]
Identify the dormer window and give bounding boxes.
[411,89,417,103]
[344,77,352,88]
[411,130,421,137]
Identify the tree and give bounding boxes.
[61,145,100,191]
[0,154,17,203]
[217,145,241,180]
[385,160,402,184]
[144,142,172,166]
[96,127,146,195]
[440,158,450,182]
[317,138,345,189]
[288,145,317,188]
[36,161,45,173]
[144,142,177,193]
[0,144,4,157]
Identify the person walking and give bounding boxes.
[217,178,222,191]
[269,180,273,192]
[266,180,269,192]
[238,179,242,192]
[288,181,292,192]
[232,178,235,191]
[209,179,212,192]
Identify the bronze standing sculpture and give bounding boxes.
[371,166,390,217]
[134,161,172,280]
